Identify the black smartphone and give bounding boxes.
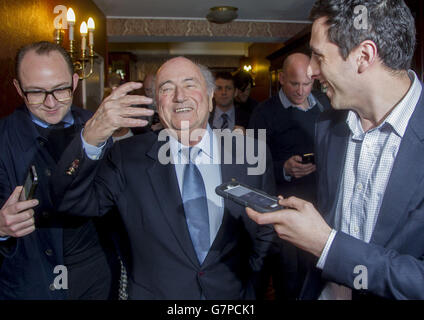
[23,165,38,200]
[301,153,315,164]
[215,180,284,213]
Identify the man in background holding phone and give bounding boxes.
[249,53,330,204]
[0,41,141,299]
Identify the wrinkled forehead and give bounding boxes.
[156,58,205,87]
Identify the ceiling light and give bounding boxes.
[206,6,238,24]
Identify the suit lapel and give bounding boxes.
[146,139,200,268]
[322,113,350,226]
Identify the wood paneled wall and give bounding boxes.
[0,0,106,119]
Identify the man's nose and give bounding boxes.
[44,93,56,108]
[173,86,185,102]
[307,58,320,80]
[297,85,304,96]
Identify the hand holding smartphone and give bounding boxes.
[216,180,284,213]
[22,165,38,200]
[301,153,315,164]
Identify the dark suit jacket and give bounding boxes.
[301,86,424,300]
[209,104,252,129]
[0,105,112,299]
[53,130,276,299]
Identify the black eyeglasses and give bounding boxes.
[19,82,73,105]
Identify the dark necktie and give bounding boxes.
[221,113,229,129]
[49,122,65,130]
[182,147,210,264]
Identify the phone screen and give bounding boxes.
[226,185,277,208]
[23,166,38,200]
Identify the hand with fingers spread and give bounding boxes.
[283,155,316,179]
[83,82,155,146]
[0,186,38,238]
[246,196,331,258]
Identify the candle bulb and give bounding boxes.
[80,21,88,52]
[87,17,95,46]
[67,8,76,41]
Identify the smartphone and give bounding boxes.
[23,165,38,200]
[215,180,284,213]
[301,153,315,164]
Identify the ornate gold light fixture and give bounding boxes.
[54,8,96,79]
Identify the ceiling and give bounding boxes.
[94,0,315,57]
[93,0,315,22]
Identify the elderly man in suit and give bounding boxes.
[53,56,276,299]
[247,0,424,299]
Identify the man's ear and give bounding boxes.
[208,93,214,112]
[278,72,285,86]
[72,73,79,92]
[234,88,240,98]
[357,40,378,73]
[13,79,24,98]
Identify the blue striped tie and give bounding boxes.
[182,147,210,264]
[221,113,229,129]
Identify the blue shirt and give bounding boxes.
[30,111,74,128]
[212,106,236,130]
[278,88,322,112]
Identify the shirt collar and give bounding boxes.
[278,88,317,111]
[214,105,235,120]
[30,109,74,128]
[346,70,422,138]
[169,124,218,164]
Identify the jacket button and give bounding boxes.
[198,271,204,276]
[45,169,51,177]
[45,249,53,256]
[49,283,55,291]
[39,141,45,147]
[42,211,49,218]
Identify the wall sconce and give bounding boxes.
[242,64,256,86]
[243,65,253,72]
[54,7,96,80]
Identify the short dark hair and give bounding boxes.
[309,0,416,71]
[214,72,234,86]
[15,41,74,82]
[233,71,254,91]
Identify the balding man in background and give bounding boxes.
[249,52,330,204]
[249,52,330,299]
[142,73,155,99]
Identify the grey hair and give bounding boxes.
[151,60,216,102]
[197,63,216,96]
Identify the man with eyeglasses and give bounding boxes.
[0,41,118,299]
